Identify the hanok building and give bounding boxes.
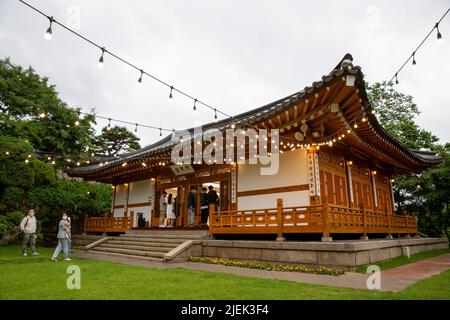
[69,54,442,241]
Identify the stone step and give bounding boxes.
[93,246,166,258]
[100,243,173,253]
[115,236,186,244]
[87,250,164,263]
[120,233,204,240]
[107,239,179,248]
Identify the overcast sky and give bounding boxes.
[1,0,449,147]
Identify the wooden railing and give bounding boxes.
[83,214,134,233]
[209,197,418,238]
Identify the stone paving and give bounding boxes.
[73,250,450,292]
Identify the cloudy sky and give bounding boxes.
[1,0,449,147]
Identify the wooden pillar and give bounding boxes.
[386,209,393,239]
[83,214,88,234]
[413,213,420,238]
[129,211,134,231]
[276,198,285,242]
[404,211,411,238]
[360,202,368,240]
[321,196,332,242]
[208,203,215,239]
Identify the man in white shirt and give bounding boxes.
[20,209,38,256]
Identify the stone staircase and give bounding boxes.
[86,229,209,262]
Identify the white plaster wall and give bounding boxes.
[128,179,153,204]
[115,184,126,205]
[113,184,126,217]
[128,206,152,228]
[237,149,308,192]
[237,149,309,210]
[238,191,310,210]
[127,179,154,227]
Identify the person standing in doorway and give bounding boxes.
[166,193,176,227]
[159,192,167,227]
[187,187,197,227]
[200,187,209,226]
[51,213,71,262]
[20,209,38,256]
[207,185,219,212]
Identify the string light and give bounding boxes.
[106,118,112,131]
[395,73,399,85]
[169,86,174,99]
[134,123,138,132]
[98,47,105,68]
[214,109,218,121]
[193,99,197,113]
[159,128,162,136]
[137,69,143,86]
[38,112,46,118]
[412,52,417,69]
[44,16,53,40]
[436,23,443,43]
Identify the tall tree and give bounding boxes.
[93,126,141,156]
[367,82,449,237]
[0,58,96,163]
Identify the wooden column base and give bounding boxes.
[386,234,393,239]
[276,236,286,242]
[321,236,333,242]
[360,235,369,240]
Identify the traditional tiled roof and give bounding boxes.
[68,54,442,177]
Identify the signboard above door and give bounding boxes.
[170,164,195,176]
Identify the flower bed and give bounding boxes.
[187,256,344,276]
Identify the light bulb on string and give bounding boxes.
[412,52,417,69]
[106,118,112,131]
[214,109,218,121]
[436,23,443,43]
[159,128,162,137]
[98,47,105,68]
[74,111,81,126]
[395,73,399,85]
[193,99,198,113]
[169,86,174,100]
[134,123,138,132]
[44,16,53,40]
[137,69,143,86]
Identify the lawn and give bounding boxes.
[0,245,449,300]
[356,248,450,273]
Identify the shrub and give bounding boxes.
[187,256,344,276]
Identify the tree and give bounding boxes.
[0,58,96,164]
[367,82,449,238]
[93,126,141,156]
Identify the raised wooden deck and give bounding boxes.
[208,198,418,239]
[83,198,418,238]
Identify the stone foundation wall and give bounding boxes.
[197,238,449,271]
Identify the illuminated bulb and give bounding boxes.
[76,162,80,166]
[353,123,358,129]
[39,112,46,118]
[44,17,53,40]
[372,110,376,115]
[74,120,80,126]
[5,151,9,155]
[25,159,29,164]
[347,129,351,134]
[362,117,367,122]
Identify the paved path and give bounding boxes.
[73,251,450,292]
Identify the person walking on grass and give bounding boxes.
[20,209,38,257]
[51,213,71,262]
[67,216,72,253]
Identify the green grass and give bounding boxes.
[0,245,449,300]
[356,248,450,273]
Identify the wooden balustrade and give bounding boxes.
[83,214,134,233]
[209,199,418,237]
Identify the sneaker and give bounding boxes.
[64,258,72,261]
[31,252,39,256]
[22,253,27,257]
[51,258,58,262]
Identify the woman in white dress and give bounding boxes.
[166,193,176,227]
